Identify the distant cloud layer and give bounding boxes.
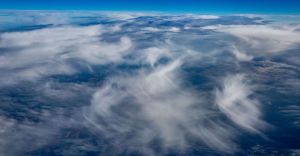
[203,24,300,60]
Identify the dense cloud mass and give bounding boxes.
[0,11,299,156]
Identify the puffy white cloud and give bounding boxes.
[215,74,268,133]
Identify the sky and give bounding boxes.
[0,0,300,14]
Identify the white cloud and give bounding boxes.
[0,115,60,155]
[230,45,253,61]
[215,74,268,133]
[189,15,220,20]
[103,12,158,20]
[142,27,180,33]
[139,47,171,67]
[142,27,162,32]
[203,24,300,54]
[0,25,132,85]
[84,59,238,154]
[61,36,132,65]
[170,14,220,20]
[0,13,278,155]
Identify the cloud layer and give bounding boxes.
[0,11,299,156]
[203,24,300,60]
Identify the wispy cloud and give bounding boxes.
[84,60,239,154]
[215,74,268,133]
[1,12,292,155]
[0,114,75,156]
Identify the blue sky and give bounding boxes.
[0,0,300,14]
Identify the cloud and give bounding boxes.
[281,105,300,127]
[230,45,253,61]
[203,24,300,54]
[102,12,159,20]
[142,27,180,33]
[215,74,268,133]
[138,47,171,67]
[0,25,132,85]
[186,14,220,20]
[0,81,92,156]
[0,114,66,156]
[0,12,284,155]
[84,59,239,155]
